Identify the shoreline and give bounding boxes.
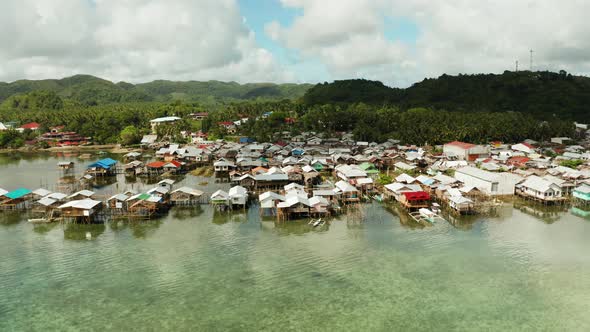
[0,144,137,154]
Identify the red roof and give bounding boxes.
[21,122,41,129]
[507,156,530,165]
[219,121,234,126]
[521,142,534,149]
[402,191,431,201]
[146,161,166,168]
[445,141,476,150]
[166,160,182,168]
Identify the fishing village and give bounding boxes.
[2,116,590,229]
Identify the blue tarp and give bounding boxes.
[88,158,117,169]
[5,188,32,199]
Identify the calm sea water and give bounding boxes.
[1,153,590,331]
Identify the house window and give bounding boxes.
[491,183,498,192]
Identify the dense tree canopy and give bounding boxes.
[0,70,583,149]
[301,71,590,121]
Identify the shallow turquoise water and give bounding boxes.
[1,154,590,331]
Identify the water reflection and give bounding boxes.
[0,211,26,226]
[129,220,163,239]
[514,199,569,224]
[31,222,59,234]
[170,206,204,220]
[571,206,590,220]
[63,223,106,241]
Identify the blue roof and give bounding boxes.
[88,158,117,169]
[5,188,32,199]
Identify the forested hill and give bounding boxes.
[302,71,590,121]
[0,75,313,108]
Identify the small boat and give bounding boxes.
[418,208,437,223]
[28,218,51,224]
[312,218,323,227]
[419,208,435,218]
[431,203,441,214]
[86,232,92,240]
[373,194,383,202]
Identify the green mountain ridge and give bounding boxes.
[0,74,313,107]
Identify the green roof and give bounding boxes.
[359,162,376,170]
[138,193,151,200]
[5,188,32,199]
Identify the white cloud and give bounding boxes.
[268,0,590,87]
[2,1,590,86]
[0,0,293,83]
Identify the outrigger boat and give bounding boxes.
[308,218,324,227]
[373,194,383,202]
[409,208,446,224]
[27,218,52,224]
[431,203,441,214]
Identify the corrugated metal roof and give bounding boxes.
[5,188,32,199]
[88,158,117,169]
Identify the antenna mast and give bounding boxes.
[530,49,534,71]
[515,60,519,72]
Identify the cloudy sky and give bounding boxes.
[0,0,589,86]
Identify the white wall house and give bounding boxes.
[517,175,563,200]
[511,143,535,154]
[443,141,490,161]
[454,166,522,196]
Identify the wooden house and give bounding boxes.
[573,184,590,205]
[448,195,474,214]
[516,175,566,204]
[68,190,95,201]
[58,161,75,171]
[229,186,248,208]
[383,183,422,201]
[214,159,236,173]
[128,196,163,217]
[157,179,176,191]
[309,196,330,215]
[58,199,103,223]
[107,194,129,210]
[277,195,311,219]
[170,187,204,206]
[259,191,286,215]
[0,188,33,210]
[124,160,144,176]
[399,191,431,210]
[32,188,52,200]
[334,180,360,203]
[86,158,118,177]
[210,190,230,210]
[145,161,167,176]
[124,152,142,161]
[32,196,62,214]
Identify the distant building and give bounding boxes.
[550,137,572,145]
[191,112,209,121]
[443,141,489,161]
[454,166,522,196]
[511,142,535,155]
[150,116,181,133]
[18,122,41,132]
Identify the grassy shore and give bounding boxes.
[190,166,214,177]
